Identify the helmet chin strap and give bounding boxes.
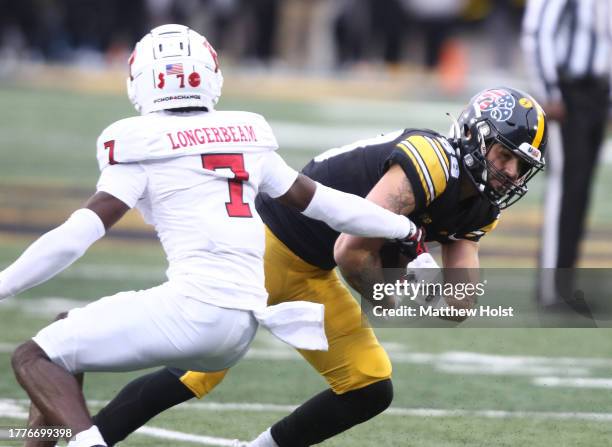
[480,169,488,183]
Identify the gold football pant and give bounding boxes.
[180,226,392,398]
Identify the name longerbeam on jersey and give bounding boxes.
[167,125,258,149]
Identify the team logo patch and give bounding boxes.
[474,89,516,122]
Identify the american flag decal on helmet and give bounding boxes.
[166,63,184,75]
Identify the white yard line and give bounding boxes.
[534,377,612,389]
[178,401,612,422]
[0,400,242,446]
[384,407,612,422]
[0,343,15,354]
[0,401,28,419]
[435,363,590,376]
[3,399,612,427]
[270,121,396,151]
[0,297,87,317]
[182,401,297,413]
[135,426,241,446]
[61,265,165,282]
[413,350,612,368]
[245,348,612,377]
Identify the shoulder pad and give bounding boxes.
[96,116,149,171]
[95,111,279,171]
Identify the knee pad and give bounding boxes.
[179,369,229,399]
[330,344,392,394]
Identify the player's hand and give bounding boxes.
[404,252,444,310]
[397,226,428,260]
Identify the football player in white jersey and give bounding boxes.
[0,25,421,447]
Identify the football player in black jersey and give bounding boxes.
[41,88,546,447]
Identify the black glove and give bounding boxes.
[396,226,428,260]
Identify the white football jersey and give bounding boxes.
[95,110,298,311]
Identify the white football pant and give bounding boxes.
[33,282,258,374]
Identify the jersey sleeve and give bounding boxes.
[95,118,137,171]
[96,163,148,208]
[258,152,299,198]
[455,214,500,243]
[387,134,452,211]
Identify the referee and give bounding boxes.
[522,0,611,305]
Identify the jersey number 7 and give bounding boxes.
[201,154,253,218]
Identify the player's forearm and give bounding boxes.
[302,183,416,239]
[443,268,480,313]
[334,242,384,304]
[336,247,386,306]
[0,209,105,299]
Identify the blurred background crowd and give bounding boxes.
[0,0,525,87]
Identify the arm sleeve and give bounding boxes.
[0,209,106,299]
[96,163,148,208]
[258,152,299,198]
[302,182,416,239]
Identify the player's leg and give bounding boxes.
[14,288,179,446]
[91,227,292,445]
[25,403,56,447]
[24,374,86,447]
[93,368,229,446]
[23,312,84,447]
[92,368,200,446]
[260,237,393,446]
[258,381,393,447]
[250,379,392,447]
[92,228,390,446]
[15,283,257,446]
[12,340,99,445]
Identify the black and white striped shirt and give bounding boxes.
[522,0,611,102]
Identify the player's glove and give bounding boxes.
[397,226,428,260]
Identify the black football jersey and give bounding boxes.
[256,129,500,270]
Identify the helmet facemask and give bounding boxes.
[461,117,545,210]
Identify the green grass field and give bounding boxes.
[1,76,612,446]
